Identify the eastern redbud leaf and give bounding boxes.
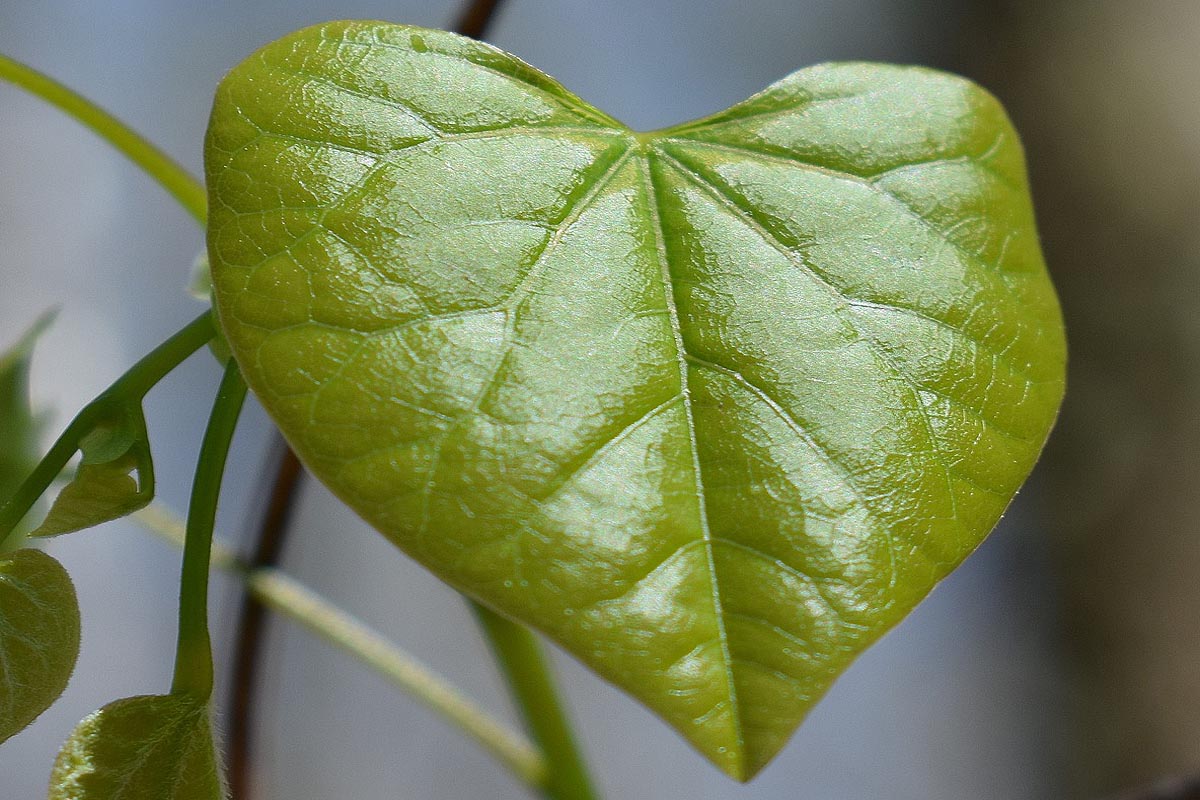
[206,21,1066,779]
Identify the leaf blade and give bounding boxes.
[0,314,54,551]
[0,548,81,743]
[32,405,155,538]
[49,693,223,800]
[206,22,1066,779]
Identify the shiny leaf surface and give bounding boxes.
[49,693,222,800]
[205,21,1066,779]
[0,548,80,743]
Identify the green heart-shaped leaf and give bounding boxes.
[205,21,1065,779]
[0,548,81,743]
[49,693,223,800]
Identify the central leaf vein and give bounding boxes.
[654,148,969,527]
[638,149,744,758]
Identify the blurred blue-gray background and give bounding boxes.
[2,1,1197,798]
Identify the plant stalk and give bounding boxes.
[0,52,207,223]
[0,312,214,549]
[472,603,599,800]
[102,312,216,400]
[134,503,547,787]
[172,360,246,697]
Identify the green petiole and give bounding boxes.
[104,311,217,399]
[0,312,215,549]
[0,52,207,224]
[472,602,599,800]
[133,503,548,786]
[172,359,246,697]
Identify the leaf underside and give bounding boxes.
[0,548,81,743]
[49,693,223,800]
[205,21,1066,779]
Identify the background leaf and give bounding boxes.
[32,405,155,538]
[206,21,1065,779]
[0,548,81,743]
[0,314,52,552]
[49,693,223,800]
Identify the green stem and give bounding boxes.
[172,360,246,697]
[0,405,104,549]
[103,312,216,401]
[0,52,207,223]
[472,602,599,800]
[133,504,547,787]
[0,312,215,549]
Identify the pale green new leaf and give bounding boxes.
[188,253,214,303]
[0,548,81,743]
[49,693,223,800]
[33,405,154,537]
[205,21,1066,779]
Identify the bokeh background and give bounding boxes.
[1,1,1197,798]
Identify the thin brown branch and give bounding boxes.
[226,439,303,800]
[1103,775,1200,800]
[454,0,506,40]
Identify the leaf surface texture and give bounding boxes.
[0,549,80,743]
[49,693,222,800]
[205,21,1066,778]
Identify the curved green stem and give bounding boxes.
[0,52,207,224]
[172,360,246,697]
[105,312,216,401]
[133,504,547,787]
[0,312,215,549]
[472,602,599,800]
[0,404,104,550]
